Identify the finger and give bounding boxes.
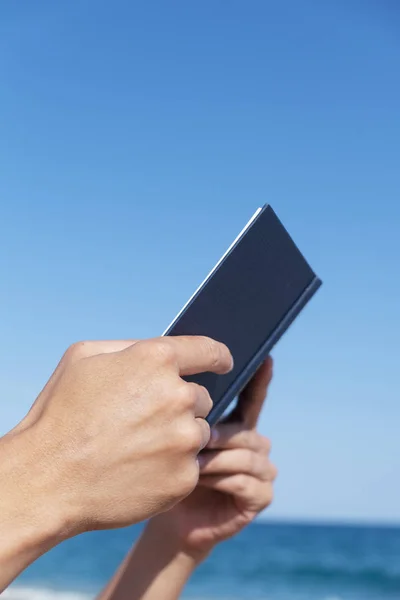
[165,336,233,376]
[198,448,277,481]
[233,356,273,428]
[188,383,213,419]
[196,418,211,451]
[199,474,274,513]
[207,425,271,454]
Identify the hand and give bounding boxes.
[7,336,233,536]
[147,357,276,561]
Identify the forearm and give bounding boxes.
[0,428,70,591]
[97,520,207,600]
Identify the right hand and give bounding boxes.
[10,337,233,535]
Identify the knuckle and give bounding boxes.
[270,463,279,481]
[199,418,211,448]
[261,436,272,453]
[181,383,199,407]
[198,336,221,369]
[196,384,213,413]
[245,449,257,472]
[178,462,199,497]
[177,422,202,452]
[146,339,176,365]
[261,482,274,508]
[235,474,249,495]
[242,429,254,447]
[201,386,213,412]
[64,341,90,362]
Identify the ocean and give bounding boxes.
[5,522,400,600]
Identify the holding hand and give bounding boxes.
[98,358,277,600]
[147,357,277,559]
[0,336,233,590]
[17,336,233,532]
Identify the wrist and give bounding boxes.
[101,519,203,600]
[144,517,211,567]
[0,427,74,586]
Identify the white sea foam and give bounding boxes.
[2,588,344,600]
[2,588,92,600]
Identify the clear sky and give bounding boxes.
[1,0,399,523]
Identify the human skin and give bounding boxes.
[0,336,233,591]
[97,358,276,600]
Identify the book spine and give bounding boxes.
[207,276,322,425]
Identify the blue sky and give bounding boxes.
[1,0,399,523]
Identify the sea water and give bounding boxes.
[5,522,400,600]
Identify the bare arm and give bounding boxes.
[97,521,204,600]
[0,429,71,590]
[97,358,276,600]
[0,336,232,593]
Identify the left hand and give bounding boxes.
[147,357,277,561]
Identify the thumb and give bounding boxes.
[234,356,273,428]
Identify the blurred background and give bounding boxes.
[1,1,399,599]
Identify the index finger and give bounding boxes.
[165,335,234,377]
